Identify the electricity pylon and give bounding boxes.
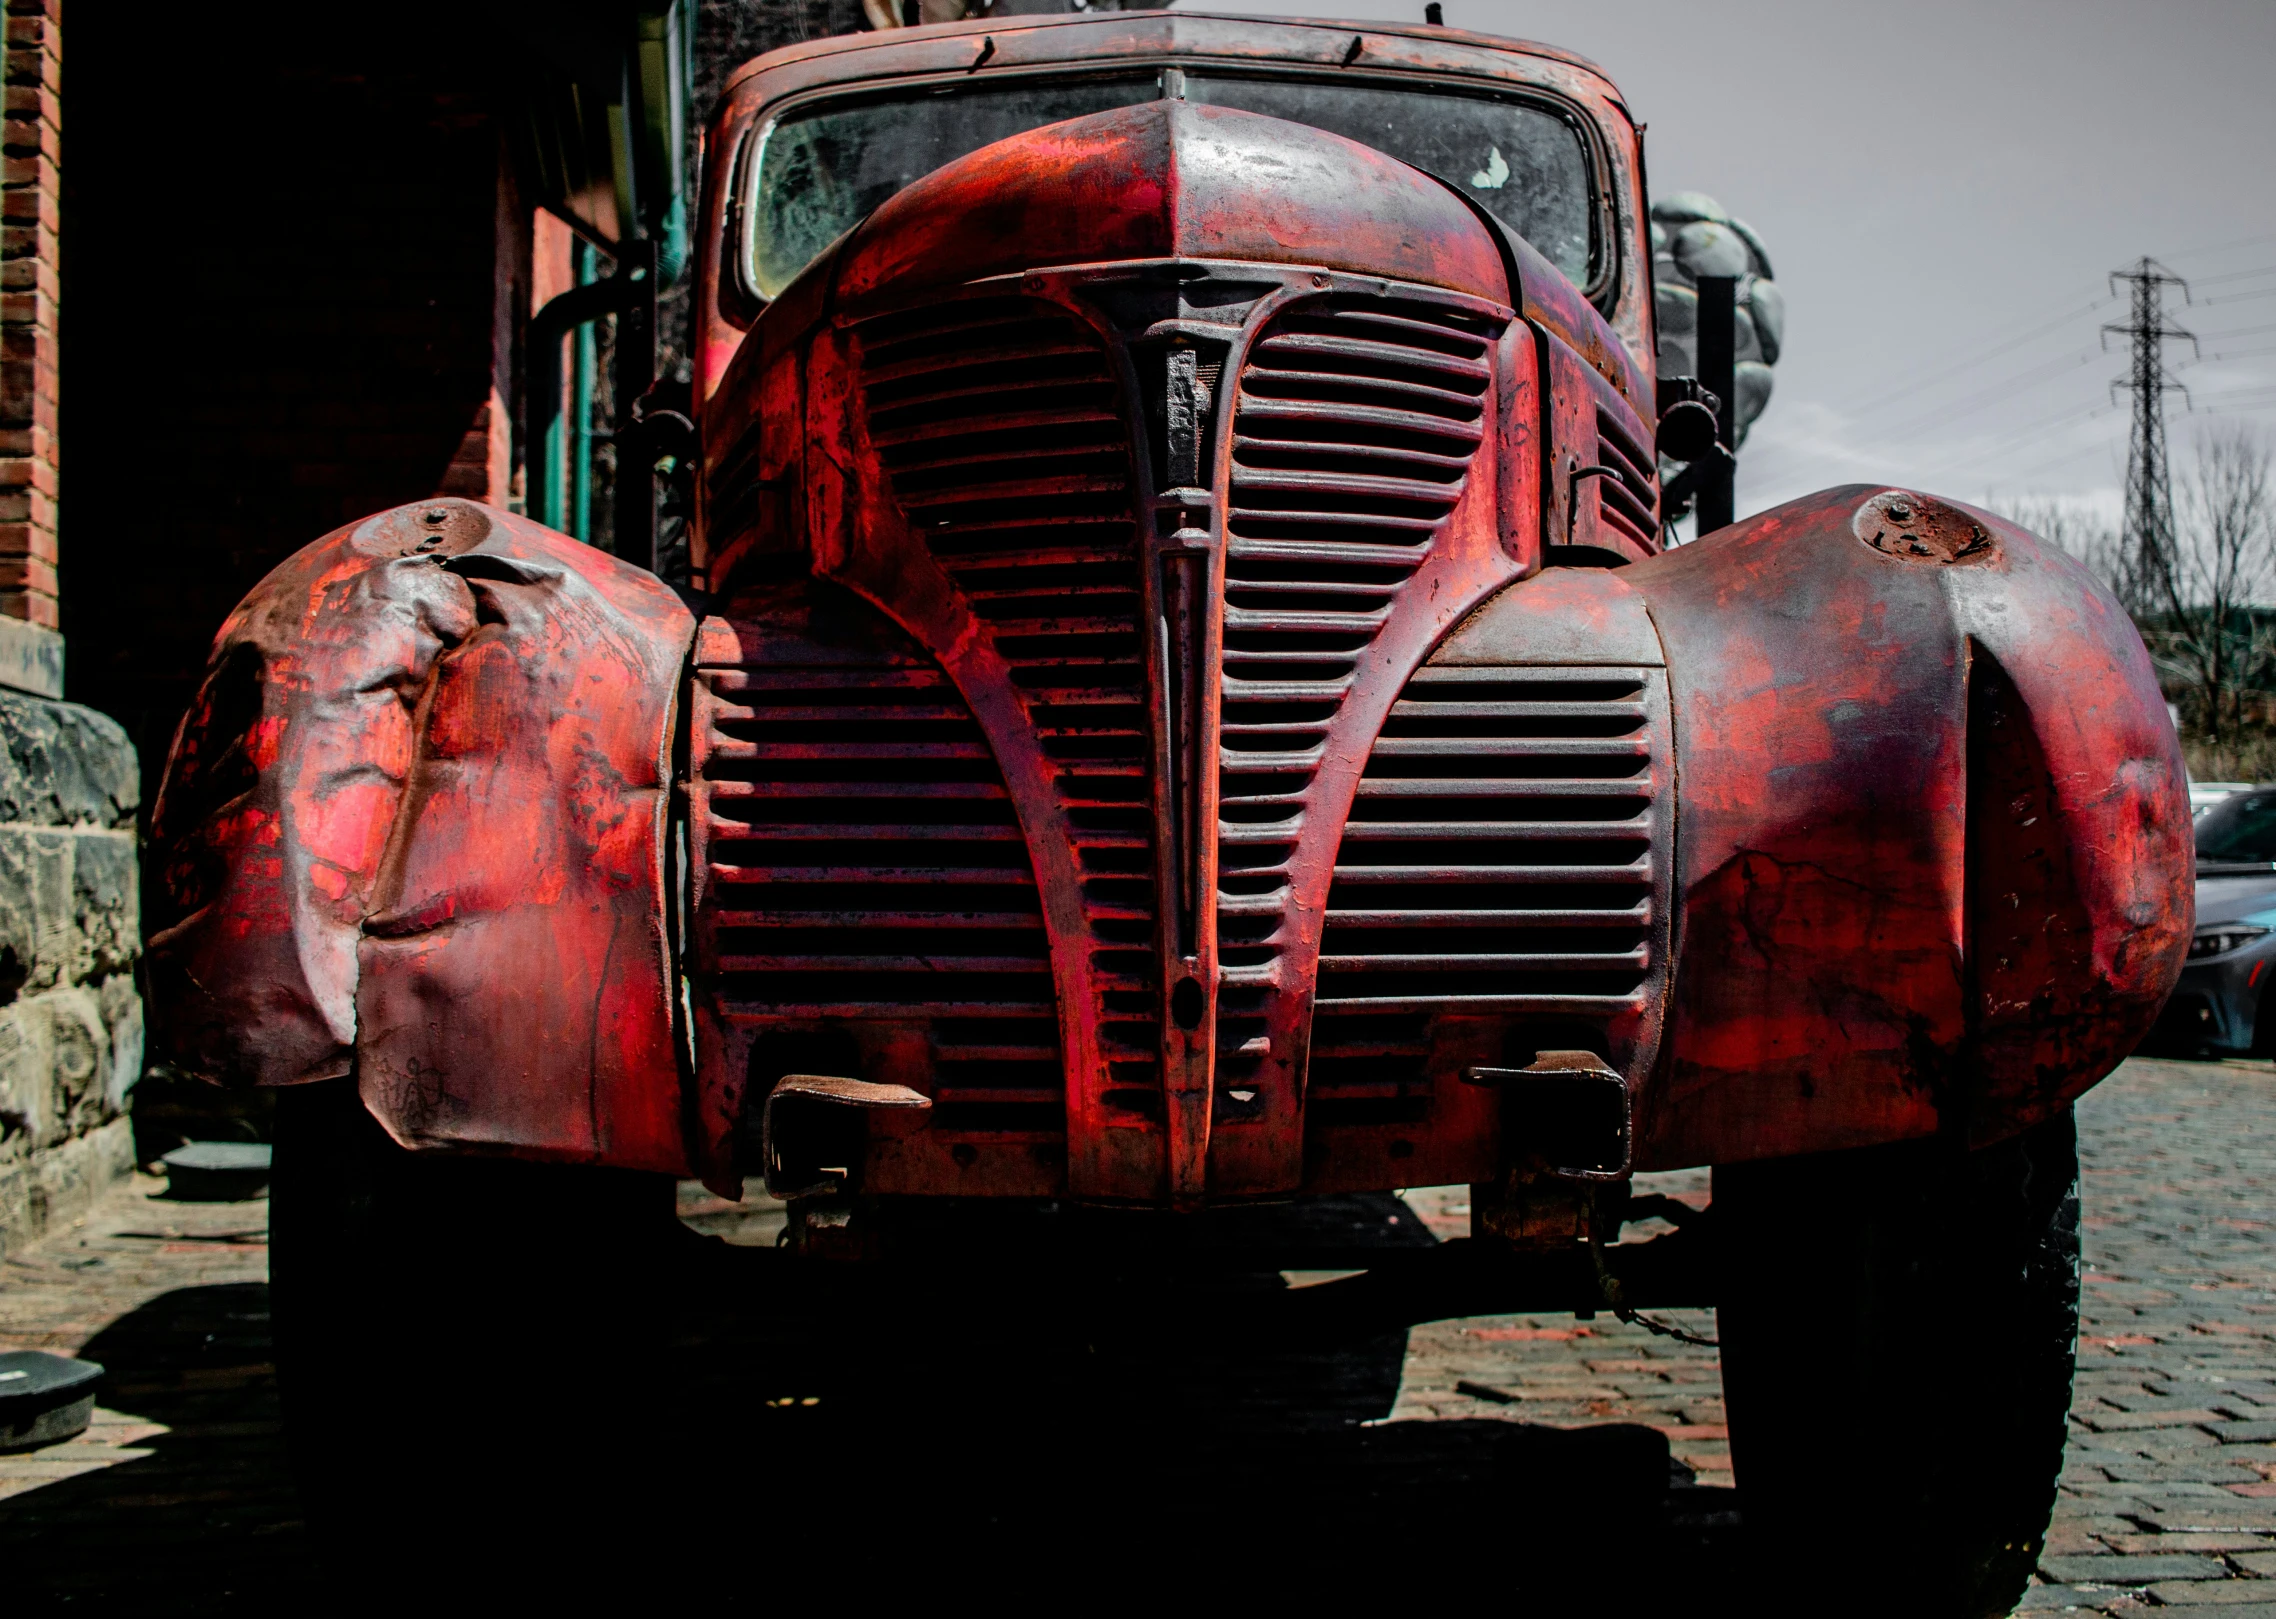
[2104,258,2196,615]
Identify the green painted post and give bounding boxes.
[572,242,599,543]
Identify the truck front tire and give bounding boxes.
[270,1079,681,1591]
[1715,1110,2080,1617]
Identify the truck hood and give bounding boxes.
[831,97,1511,315]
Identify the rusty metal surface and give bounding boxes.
[150,17,2190,1209]
[148,500,696,1173]
[1623,486,2192,1166]
[761,1074,932,1197]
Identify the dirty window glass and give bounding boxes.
[2198,793,2276,864]
[748,75,1599,302]
[1183,75,1594,287]
[748,76,1157,298]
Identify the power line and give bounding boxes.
[1843,292,2114,419]
[2192,345,2276,366]
[2188,322,2276,347]
[1882,348,2102,442]
[2161,231,2276,261]
[2003,436,2124,486]
[2188,263,2276,289]
[1941,401,2116,474]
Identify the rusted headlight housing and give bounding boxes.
[2190,923,2270,960]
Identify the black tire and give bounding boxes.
[1715,1109,2080,1618]
[271,1079,682,1594]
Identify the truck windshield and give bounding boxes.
[747,73,1596,300]
[2198,792,2276,866]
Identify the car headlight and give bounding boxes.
[2191,923,2272,959]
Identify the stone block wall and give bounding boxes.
[0,687,139,1260]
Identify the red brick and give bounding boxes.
[0,454,57,496]
[0,520,57,562]
[1,186,57,230]
[0,587,55,627]
[0,554,58,593]
[0,116,53,156]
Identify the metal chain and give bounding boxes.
[1587,1223,1719,1349]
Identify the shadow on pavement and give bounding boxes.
[0,1194,1746,1606]
[662,1192,1747,1604]
[0,1282,321,1611]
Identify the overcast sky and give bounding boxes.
[1216,0,2276,529]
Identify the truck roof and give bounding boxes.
[718,10,1619,110]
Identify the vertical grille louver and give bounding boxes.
[1593,405,1658,551]
[1214,295,1496,1098]
[699,659,1064,1132]
[856,296,1161,1114]
[1311,665,1662,1123]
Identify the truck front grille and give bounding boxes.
[697,657,1064,1131]
[1215,294,1496,1096]
[1311,663,1662,1121]
[855,295,1161,1109]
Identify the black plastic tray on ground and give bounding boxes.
[160,1140,273,1201]
[0,1350,104,1451]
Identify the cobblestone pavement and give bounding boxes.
[2027,1058,2276,1615]
[0,1057,2269,1610]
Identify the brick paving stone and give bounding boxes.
[2051,1519,2142,1554]
[2106,1462,2265,1485]
[2042,1553,2232,1582]
[2081,1407,2229,1430]
[2147,1580,2276,1603]
[2110,1534,2274,1553]
[2143,1507,2276,1532]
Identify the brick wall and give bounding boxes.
[0,0,57,631]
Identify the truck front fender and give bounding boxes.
[148,500,696,1174]
[1624,485,2191,1165]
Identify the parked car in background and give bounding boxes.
[2193,778,2252,815]
[2161,787,2276,1053]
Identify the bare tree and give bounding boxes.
[2148,427,2276,750]
[1999,431,2276,780]
[1996,496,2126,597]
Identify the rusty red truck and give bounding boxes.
[147,12,2189,1612]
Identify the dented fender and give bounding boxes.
[1621,485,2191,1166]
[148,500,696,1173]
